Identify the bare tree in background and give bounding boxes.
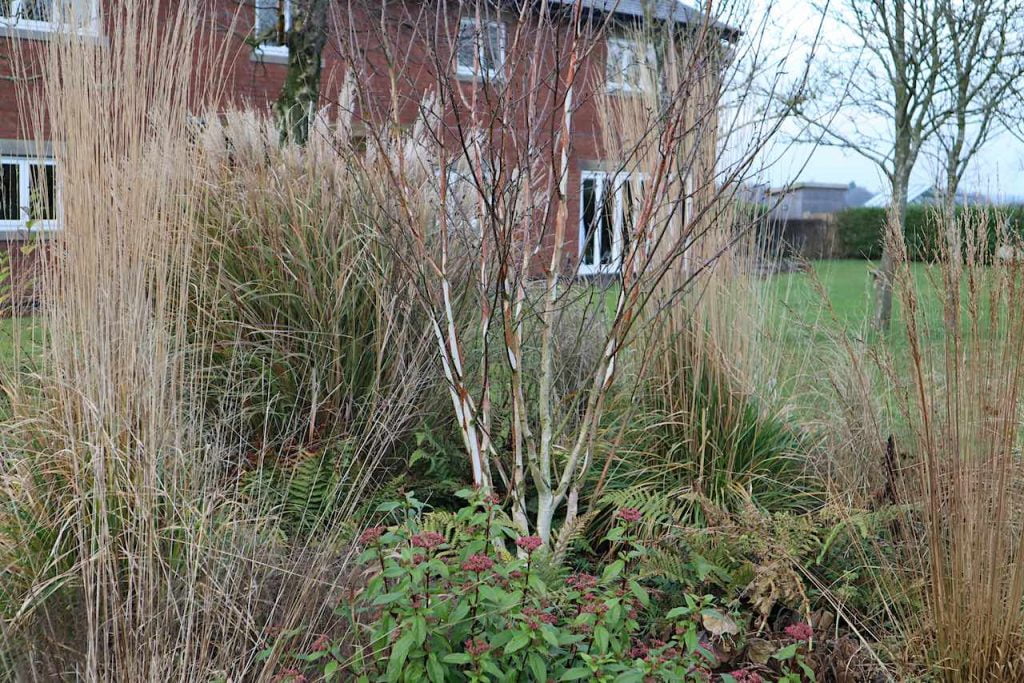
[794,0,949,331]
[935,1,1024,221]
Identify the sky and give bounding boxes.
[743,0,1024,201]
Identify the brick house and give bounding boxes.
[0,0,729,300]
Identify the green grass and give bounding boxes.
[0,316,40,368]
[761,259,961,418]
[764,259,949,351]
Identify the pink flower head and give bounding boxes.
[628,641,649,660]
[784,622,814,641]
[617,507,642,523]
[358,526,386,545]
[311,634,330,652]
[515,535,544,553]
[461,553,494,573]
[484,492,501,505]
[566,572,598,591]
[729,670,764,683]
[411,531,445,550]
[464,637,490,657]
[523,607,557,626]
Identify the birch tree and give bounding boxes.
[329,0,795,550]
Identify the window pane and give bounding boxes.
[457,20,477,73]
[0,164,18,221]
[605,42,622,84]
[20,0,53,21]
[482,22,503,75]
[29,164,56,221]
[580,177,597,266]
[599,179,614,265]
[256,0,286,46]
[57,0,93,24]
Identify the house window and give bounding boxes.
[0,158,58,229]
[0,0,98,32]
[579,171,642,275]
[456,17,506,80]
[255,0,290,55]
[606,37,655,93]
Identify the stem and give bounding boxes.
[520,555,532,609]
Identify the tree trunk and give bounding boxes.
[275,0,329,145]
[873,173,908,332]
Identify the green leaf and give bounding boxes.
[386,632,416,681]
[628,580,649,606]
[482,661,505,678]
[450,601,471,624]
[412,614,427,645]
[443,653,473,665]
[324,660,339,681]
[505,631,530,654]
[527,653,547,682]
[601,559,625,583]
[561,668,594,680]
[593,625,610,653]
[373,592,406,606]
[683,627,698,653]
[426,653,445,683]
[773,642,800,661]
[666,606,690,620]
[614,672,645,683]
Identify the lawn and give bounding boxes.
[761,259,958,416]
[764,259,948,348]
[0,316,40,367]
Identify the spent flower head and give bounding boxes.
[461,553,494,573]
[515,535,543,553]
[784,622,813,641]
[358,526,386,545]
[411,531,445,550]
[617,507,642,523]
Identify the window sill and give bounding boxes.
[251,47,290,65]
[0,225,57,240]
[606,85,650,96]
[578,265,620,277]
[455,69,504,83]
[0,20,101,42]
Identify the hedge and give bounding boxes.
[834,206,1024,261]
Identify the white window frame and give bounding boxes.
[0,157,59,231]
[0,0,100,35]
[254,0,291,59]
[455,16,506,81]
[606,36,656,94]
[579,170,641,276]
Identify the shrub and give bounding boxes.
[834,205,1024,260]
[270,492,816,682]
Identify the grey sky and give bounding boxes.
[747,0,1024,201]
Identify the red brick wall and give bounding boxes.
[0,1,649,295]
